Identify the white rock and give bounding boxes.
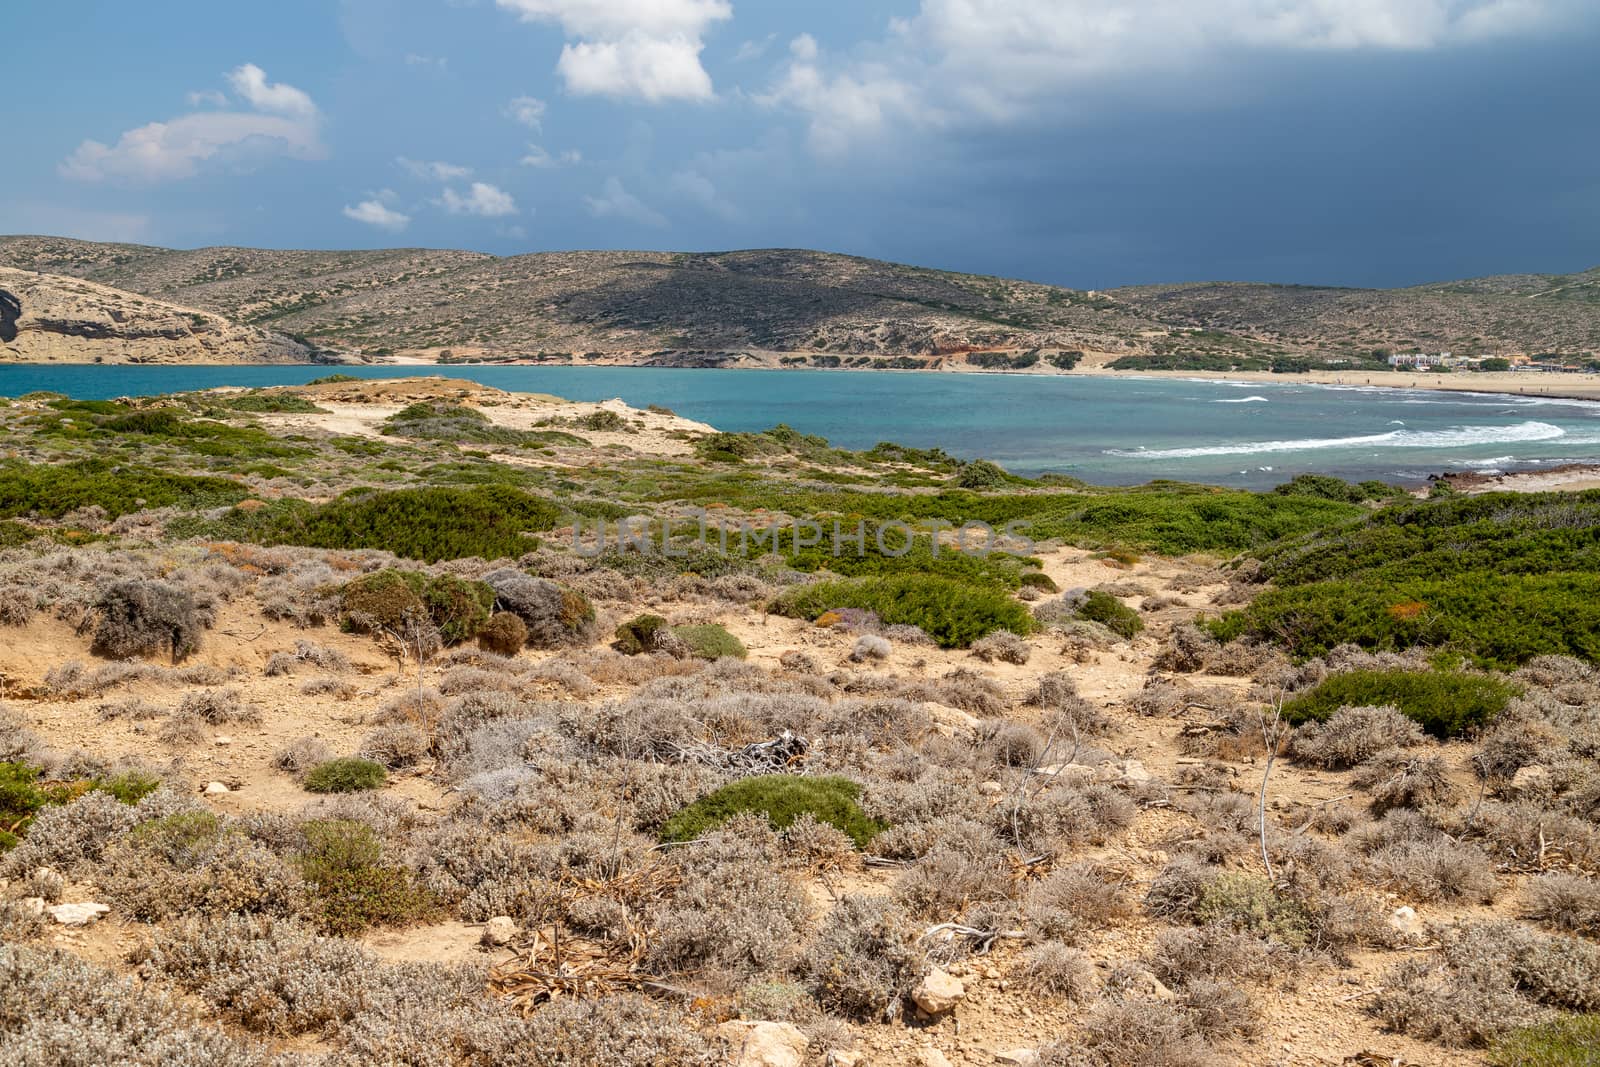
[915,1048,954,1067]
[717,1020,809,1067]
[213,735,233,746]
[978,780,1004,797]
[912,967,966,1015]
[482,916,518,946]
[18,896,46,918]
[1389,905,1423,937]
[1120,759,1152,784]
[46,902,109,926]
[995,1051,1040,1067]
[204,781,230,795]
[827,1052,862,1067]
[1510,765,1552,796]
[1032,763,1098,785]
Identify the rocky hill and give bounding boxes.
[1,234,1596,364]
[0,265,313,364]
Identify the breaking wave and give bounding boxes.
[1107,420,1565,460]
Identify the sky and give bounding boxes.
[4,0,1599,289]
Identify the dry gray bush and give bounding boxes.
[358,724,430,769]
[936,668,1008,716]
[802,893,928,1021]
[177,688,258,726]
[1373,919,1600,1046]
[90,579,208,662]
[0,791,139,875]
[273,736,332,776]
[1524,873,1600,937]
[94,697,167,721]
[849,634,892,662]
[1288,705,1425,769]
[1364,838,1498,903]
[1038,995,1222,1067]
[647,816,810,979]
[482,568,599,648]
[1018,942,1096,998]
[1022,862,1131,943]
[970,630,1031,665]
[0,943,267,1066]
[1355,751,1455,814]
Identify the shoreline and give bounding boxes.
[8,358,1600,405]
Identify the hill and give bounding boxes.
[0,265,313,365]
[1,234,1596,365]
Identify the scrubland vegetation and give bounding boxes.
[0,379,1597,1066]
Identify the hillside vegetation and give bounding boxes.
[2,235,1596,364]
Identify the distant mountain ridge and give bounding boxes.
[1,234,1595,365]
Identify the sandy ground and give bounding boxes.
[3,543,1491,1066]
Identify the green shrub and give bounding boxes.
[0,459,247,519]
[670,623,747,660]
[955,460,1008,489]
[477,611,528,655]
[339,570,427,635]
[1193,871,1315,950]
[297,819,433,934]
[614,613,670,655]
[306,373,359,384]
[1280,670,1516,739]
[0,762,68,850]
[1075,589,1144,638]
[661,776,884,849]
[420,574,494,644]
[93,770,162,805]
[223,392,326,414]
[1490,1015,1600,1066]
[1020,571,1060,593]
[770,575,1036,649]
[302,758,387,794]
[191,486,563,563]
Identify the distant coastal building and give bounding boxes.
[1387,351,1453,369]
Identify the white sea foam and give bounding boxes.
[1107,420,1565,460]
[1214,396,1269,404]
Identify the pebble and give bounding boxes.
[204,781,230,795]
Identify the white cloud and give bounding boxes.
[61,64,322,182]
[398,157,473,181]
[185,89,227,108]
[520,144,582,167]
[405,53,450,72]
[343,198,412,231]
[765,1,1584,151]
[733,34,776,62]
[226,63,318,119]
[440,181,519,216]
[669,168,739,221]
[496,0,732,101]
[583,176,667,226]
[506,95,547,128]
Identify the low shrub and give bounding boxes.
[1288,704,1425,769]
[297,820,435,935]
[91,580,206,662]
[1075,589,1145,639]
[671,623,747,661]
[1281,670,1516,738]
[1525,874,1600,938]
[483,569,598,648]
[613,614,669,655]
[802,894,927,1020]
[200,486,563,563]
[1489,1015,1600,1067]
[302,758,387,794]
[770,575,1036,649]
[661,775,884,849]
[476,611,527,655]
[340,570,493,645]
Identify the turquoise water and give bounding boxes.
[5,364,1600,488]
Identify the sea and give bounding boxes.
[4,365,1600,490]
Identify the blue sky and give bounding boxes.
[5,0,1598,288]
